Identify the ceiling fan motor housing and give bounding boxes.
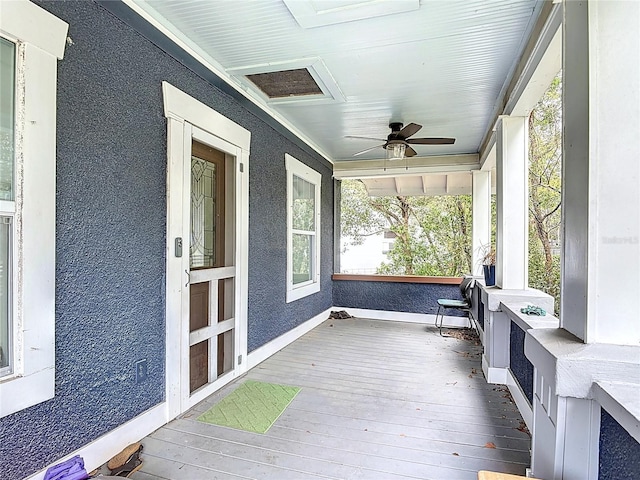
[389,122,404,133]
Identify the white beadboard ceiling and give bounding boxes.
[133,0,542,166]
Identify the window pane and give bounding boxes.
[189,340,209,393]
[292,233,313,285]
[292,175,315,231]
[0,38,15,202]
[190,155,218,268]
[0,218,10,371]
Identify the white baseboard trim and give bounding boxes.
[26,403,167,480]
[246,307,332,370]
[335,307,468,327]
[506,368,533,430]
[482,355,509,384]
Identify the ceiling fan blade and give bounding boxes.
[407,137,456,145]
[397,123,422,139]
[345,135,386,142]
[353,144,386,156]
[405,146,418,157]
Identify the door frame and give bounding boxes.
[162,82,250,419]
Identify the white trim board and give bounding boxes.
[247,307,332,370]
[337,307,469,327]
[507,367,533,431]
[592,381,640,443]
[482,355,509,385]
[0,0,68,418]
[26,404,167,480]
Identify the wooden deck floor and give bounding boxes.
[133,318,531,480]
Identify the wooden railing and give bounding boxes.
[331,274,462,285]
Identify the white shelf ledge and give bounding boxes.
[526,328,640,399]
[593,381,640,443]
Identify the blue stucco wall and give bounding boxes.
[599,409,640,479]
[333,280,466,317]
[509,322,533,405]
[0,2,332,479]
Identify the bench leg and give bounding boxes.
[435,305,444,336]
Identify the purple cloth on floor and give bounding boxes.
[44,455,89,480]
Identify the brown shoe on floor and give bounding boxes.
[106,442,142,470]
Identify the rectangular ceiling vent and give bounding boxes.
[228,58,345,105]
[246,68,322,99]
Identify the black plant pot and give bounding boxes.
[483,265,496,286]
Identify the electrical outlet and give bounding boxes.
[135,359,148,384]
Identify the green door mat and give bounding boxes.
[197,380,301,434]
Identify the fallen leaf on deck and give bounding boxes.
[485,442,497,449]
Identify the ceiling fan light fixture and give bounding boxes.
[386,143,406,161]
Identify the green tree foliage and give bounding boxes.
[528,73,562,313]
[340,180,472,276]
[341,73,563,295]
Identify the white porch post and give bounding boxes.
[495,116,528,290]
[472,170,491,276]
[527,2,640,479]
[561,0,640,345]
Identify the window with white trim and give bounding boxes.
[0,37,16,377]
[0,0,67,418]
[286,154,321,302]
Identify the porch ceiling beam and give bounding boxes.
[478,1,562,168]
[332,154,479,180]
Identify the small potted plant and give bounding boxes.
[480,244,496,286]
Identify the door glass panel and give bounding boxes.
[190,141,225,269]
[190,340,209,392]
[292,175,315,231]
[292,233,313,284]
[0,219,10,371]
[187,141,235,396]
[0,38,16,202]
[217,277,235,323]
[189,282,209,332]
[217,330,234,377]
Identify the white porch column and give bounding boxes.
[561,0,640,345]
[527,2,640,479]
[495,116,528,289]
[472,170,491,276]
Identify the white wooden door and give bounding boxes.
[165,121,249,415]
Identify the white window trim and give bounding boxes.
[285,154,321,303]
[0,0,67,418]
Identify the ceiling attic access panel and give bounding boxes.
[246,68,323,98]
